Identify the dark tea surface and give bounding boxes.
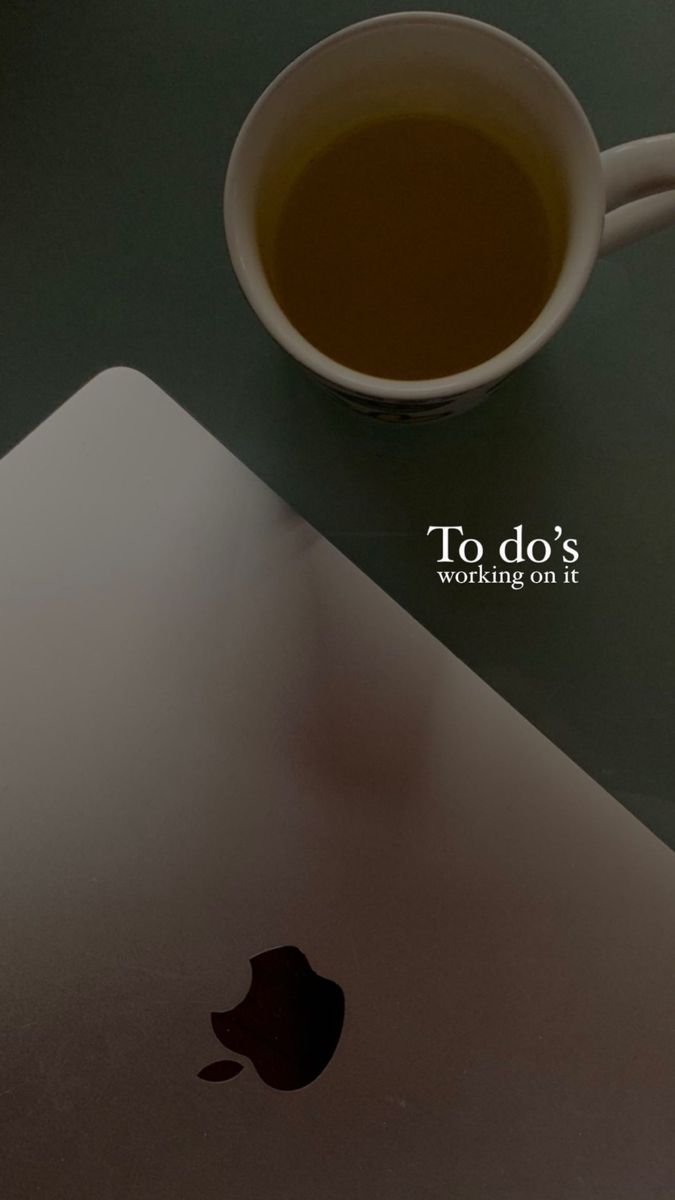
[264,115,562,380]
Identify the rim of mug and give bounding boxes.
[224,10,605,403]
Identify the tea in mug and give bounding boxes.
[261,114,564,380]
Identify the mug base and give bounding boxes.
[305,368,504,420]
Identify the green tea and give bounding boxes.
[263,114,563,380]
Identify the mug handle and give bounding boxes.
[600,133,675,255]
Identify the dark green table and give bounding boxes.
[2,1,674,844]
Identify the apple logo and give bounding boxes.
[198,945,345,1091]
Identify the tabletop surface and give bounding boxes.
[2,0,674,846]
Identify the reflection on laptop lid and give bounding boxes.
[1,369,673,1199]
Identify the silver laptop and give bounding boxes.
[2,369,673,1198]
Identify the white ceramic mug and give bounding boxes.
[224,11,675,420]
